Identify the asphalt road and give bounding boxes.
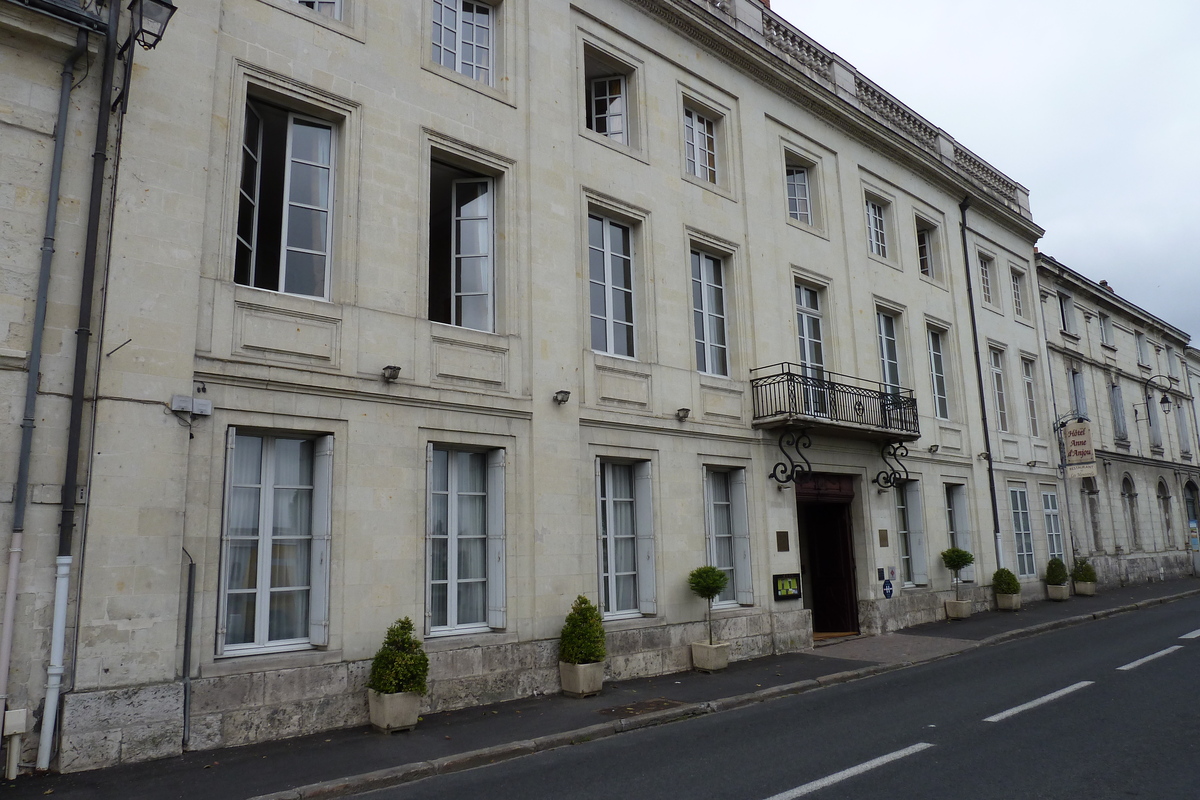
[356,594,1200,800]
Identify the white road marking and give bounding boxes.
[1180,628,1200,640]
[1117,645,1183,670]
[983,681,1094,723]
[761,743,935,800]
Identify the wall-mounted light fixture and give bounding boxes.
[927,444,940,454]
[675,407,691,421]
[1026,460,1038,467]
[129,0,178,50]
[553,390,571,405]
[978,452,991,461]
[381,365,401,382]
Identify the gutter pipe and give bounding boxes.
[0,25,88,734]
[958,197,1006,571]
[36,0,121,771]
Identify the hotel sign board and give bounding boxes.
[1063,420,1096,478]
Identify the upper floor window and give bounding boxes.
[691,250,729,376]
[296,0,340,17]
[683,107,718,183]
[915,218,939,278]
[236,100,335,299]
[1011,269,1027,318]
[1022,358,1040,437]
[1058,292,1078,334]
[1070,368,1089,418]
[877,311,901,394]
[927,328,949,420]
[786,165,812,225]
[587,75,627,144]
[978,254,994,305]
[1110,382,1128,441]
[1166,346,1177,377]
[1099,312,1114,346]
[1178,406,1193,456]
[432,0,495,85]
[1135,331,1149,365]
[589,213,635,357]
[865,197,889,258]
[429,161,495,332]
[989,348,1008,432]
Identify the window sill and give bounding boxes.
[784,215,827,241]
[918,273,948,291]
[1060,330,1081,341]
[602,613,658,630]
[1101,343,1118,353]
[202,647,341,678]
[580,128,648,164]
[253,0,365,41]
[866,252,899,272]
[681,171,737,202]
[422,630,518,652]
[422,62,516,109]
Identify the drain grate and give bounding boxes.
[596,697,687,718]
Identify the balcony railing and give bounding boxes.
[750,363,920,438]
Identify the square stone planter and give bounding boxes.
[1074,581,1096,596]
[559,661,605,698]
[368,689,421,733]
[944,599,972,619]
[996,592,1021,611]
[691,641,731,672]
[1047,583,1070,601]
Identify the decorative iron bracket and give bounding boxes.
[873,441,910,488]
[769,428,812,485]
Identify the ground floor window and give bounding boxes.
[1042,490,1063,563]
[1010,486,1035,577]
[597,459,655,617]
[705,468,752,606]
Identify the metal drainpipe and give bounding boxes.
[958,197,1005,572]
[37,0,121,771]
[0,25,88,731]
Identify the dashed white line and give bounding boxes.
[1180,628,1200,640]
[761,743,935,800]
[983,681,1094,723]
[1117,645,1183,670]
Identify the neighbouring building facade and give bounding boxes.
[4,0,1147,774]
[1036,254,1200,586]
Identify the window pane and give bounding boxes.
[458,536,486,580]
[288,162,330,207]
[234,435,263,483]
[457,581,486,625]
[291,120,331,164]
[430,537,448,582]
[283,252,326,297]
[229,488,261,538]
[226,541,258,590]
[286,206,328,251]
[270,539,311,587]
[456,295,489,331]
[273,488,312,538]
[268,590,309,640]
[225,593,256,645]
[430,583,448,628]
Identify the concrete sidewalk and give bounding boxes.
[7,576,1199,800]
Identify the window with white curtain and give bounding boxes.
[989,348,1008,432]
[429,161,495,332]
[928,328,949,420]
[1042,490,1063,563]
[597,460,655,617]
[684,106,718,183]
[692,250,729,376]
[220,430,332,654]
[705,468,752,606]
[589,213,635,357]
[1010,485,1035,577]
[877,311,901,395]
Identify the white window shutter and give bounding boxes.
[954,491,976,583]
[905,481,929,585]
[633,461,656,615]
[730,469,753,605]
[486,448,506,629]
[308,435,333,646]
[215,427,237,656]
[424,443,436,634]
[595,458,604,599]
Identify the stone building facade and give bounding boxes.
[0,0,1083,772]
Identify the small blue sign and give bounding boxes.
[882,579,894,599]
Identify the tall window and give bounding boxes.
[895,481,927,586]
[1110,382,1128,440]
[1121,476,1140,550]
[979,255,994,305]
[432,0,494,84]
[1011,270,1026,318]
[1135,331,1149,364]
[796,285,826,415]
[896,484,913,585]
[865,198,888,258]
[1042,490,1063,563]
[1099,312,1114,346]
[1010,486,1034,577]
[428,447,505,633]
[588,214,635,357]
[1058,293,1077,334]
[236,101,335,299]
[1022,358,1039,437]
[429,162,494,332]
[1070,368,1089,418]
[1147,389,1164,449]
[989,348,1008,432]
[1157,481,1174,549]
[1166,346,1177,377]
[928,328,949,419]
[587,75,627,143]
[877,311,901,395]
[1178,405,1193,456]
[915,219,937,278]
[296,0,339,17]
[705,469,751,606]
[1185,482,1199,541]
[692,250,729,376]
[683,107,717,183]
[220,431,332,654]
[786,165,811,225]
[945,484,973,581]
[597,460,655,617]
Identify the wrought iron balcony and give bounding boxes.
[750,363,920,440]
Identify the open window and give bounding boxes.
[583,44,637,147]
[429,160,496,332]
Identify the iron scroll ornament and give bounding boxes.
[769,429,813,485]
[873,441,911,488]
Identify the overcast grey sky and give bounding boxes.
[769,0,1200,342]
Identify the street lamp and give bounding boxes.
[129,0,177,50]
[1143,375,1174,415]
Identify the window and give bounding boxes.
[683,107,718,183]
[429,161,495,332]
[1166,346,1177,377]
[1022,358,1039,437]
[219,431,332,654]
[296,0,339,17]
[1110,382,1128,440]
[989,348,1008,432]
[704,468,752,606]
[1058,293,1077,334]
[236,100,335,299]
[1185,482,1199,541]
[877,311,901,395]
[979,255,994,305]
[692,250,729,376]
[1011,269,1027,318]
[945,484,973,581]
[1099,313,1114,346]
[1178,405,1192,456]
[786,164,812,225]
[928,328,949,420]
[796,284,827,415]
[597,460,655,617]
[1070,368,1088,418]
[915,219,938,278]
[587,75,627,144]
[1147,387,1164,449]
[865,197,888,258]
[431,0,494,84]
[1121,476,1141,550]
[895,481,927,586]
[589,213,635,357]
[1010,486,1034,577]
[428,446,505,633]
[1135,332,1150,365]
[1157,481,1174,549]
[1043,490,1063,563]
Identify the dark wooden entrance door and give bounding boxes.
[801,501,859,634]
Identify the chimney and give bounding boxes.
[1098,280,1115,293]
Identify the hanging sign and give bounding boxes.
[1063,420,1096,478]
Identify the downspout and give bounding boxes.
[0,27,89,722]
[958,197,1005,571]
[37,0,121,771]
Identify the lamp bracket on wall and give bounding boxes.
[873,441,910,488]
[769,428,812,485]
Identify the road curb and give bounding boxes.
[249,586,1200,800]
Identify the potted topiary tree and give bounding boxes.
[558,595,606,697]
[688,565,730,672]
[993,567,1022,611]
[366,617,429,733]
[1071,557,1097,596]
[1045,557,1070,600]
[940,547,975,619]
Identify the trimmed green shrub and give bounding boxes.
[367,617,429,695]
[1071,557,1097,583]
[559,595,606,665]
[1045,557,1069,586]
[940,548,975,601]
[688,565,730,645]
[992,567,1021,595]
